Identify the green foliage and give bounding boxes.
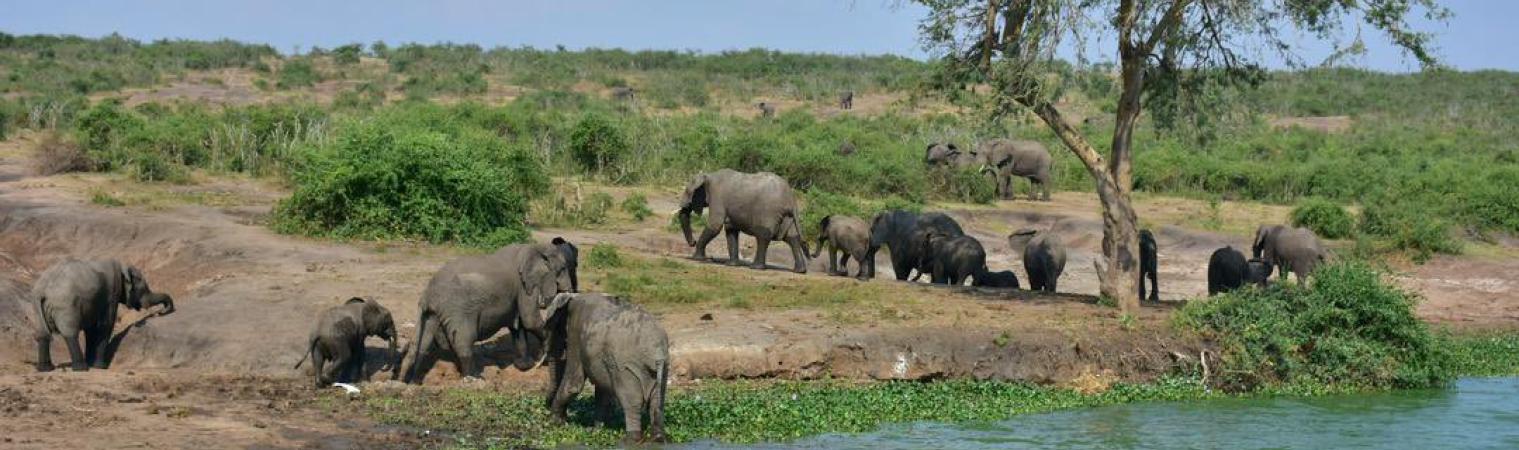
[88,188,124,207]
[620,193,653,221]
[273,108,548,247]
[1176,262,1452,391]
[1290,198,1353,239]
[1445,334,1519,377]
[0,34,274,96]
[1359,195,1461,263]
[584,243,623,269]
[332,44,362,65]
[532,188,615,228]
[276,58,320,89]
[568,113,631,179]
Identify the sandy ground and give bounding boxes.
[0,132,1515,447]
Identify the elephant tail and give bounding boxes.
[33,293,56,335]
[650,357,668,433]
[292,337,316,370]
[779,212,809,257]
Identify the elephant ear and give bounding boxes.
[681,174,709,211]
[120,265,145,310]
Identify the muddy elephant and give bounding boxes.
[678,169,809,273]
[839,91,854,110]
[1253,225,1327,284]
[30,259,175,372]
[1009,228,1066,293]
[868,210,966,281]
[541,293,669,445]
[293,297,398,388]
[398,238,578,384]
[973,270,1020,289]
[1207,246,1274,295]
[923,142,977,169]
[975,139,1053,201]
[914,230,986,285]
[812,215,874,279]
[1139,229,1159,302]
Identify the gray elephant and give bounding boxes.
[973,270,1020,288]
[398,238,578,384]
[1253,225,1327,284]
[293,297,398,388]
[1009,228,1066,293]
[30,259,175,372]
[1139,229,1159,302]
[975,139,1053,201]
[839,91,854,110]
[1207,246,1274,295]
[812,215,874,279]
[678,169,809,273]
[757,102,776,118]
[611,87,635,101]
[868,210,966,281]
[541,293,669,445]
[923,142,977,169]
[914,230,987,285]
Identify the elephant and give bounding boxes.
[398,238,578,384]
[293,297,398,388]
[839,91,854,110]
[1253,225,1327,284]
[975,138,1053,201]
[923,142,977,169]
[1207,246,1274,295]
[30,259,175,372]
[610,87,635,101]
[757,102,776,118]
[914,230,987,285]
[678,169,809,273]
[973,270,1021,289]
[1139,229,1159,302]
[868,210,966,281]
[811,215,874,279]
[1008,228,1066,293]
[541,293,669,445]
[837,141,856,156]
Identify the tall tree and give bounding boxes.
[916,0,1445,313]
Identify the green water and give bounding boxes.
[687,378,1519,449]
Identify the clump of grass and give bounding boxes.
[584,243,623,269]
[1176,261,1452,391]
[32,131,91,175]
[620,193,653,221]
[532,187,615,228]
[89,188,125,207]
[276,58,321,89]
[1291,198,1353,239]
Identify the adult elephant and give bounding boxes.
[30,259,175,372]
[1008,228,1066,293]
[975,138,1052,201]
[868,210,966,281]
[1253,225,1327,284]
[398,238,578,384]
[678,169,809,273]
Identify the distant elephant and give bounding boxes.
[973,270,1020,289]
[757,102,776,118]
[293,297,398,388]
[868,210,966,281]
[1008,228,1066,293]
[837,141,856,156]
[1253,225,1327,284]
[678,169,809,273]
[914,230,986,285]
[975,139,1053,201]
[812,215,874,279]
[30,259,175,372]
[839,91,854,110]
[923,142,977,169]
[1208,246,1274,295]
[398,238,578,384]
[1139,229,1159,302]
[542,293,669,445]
[611,87,635,101]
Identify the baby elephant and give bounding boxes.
[973,270,1021,289]
[839,91,854,109]
[1009,228,1066,293]
[294,297,399,388]
[1139,229,1159,302]
[31,259,175,372]
[916,230,986,285]
[812,215,874,279]
[757,102,776,118]
[1207,246,1274,295]
[542,293,670,444]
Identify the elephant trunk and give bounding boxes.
[385,334,400,379]
[679,208,696,247]
[144,292,175,316]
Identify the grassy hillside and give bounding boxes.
[2,33,1514,258]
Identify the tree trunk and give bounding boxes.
[979,0,1000,70]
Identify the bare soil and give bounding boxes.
[0,138,1514,447]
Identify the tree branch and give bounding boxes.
[1141,0,1193,55]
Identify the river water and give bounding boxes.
[686,378,1519,450]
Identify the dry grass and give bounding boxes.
[31,132,92,175]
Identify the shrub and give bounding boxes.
[273,117,548,247]
[74,100,144,170]
[1176,261,1452,391]
[277,59,320,88]
[333,44,363,65]
[620,193,653,221]
[1290,198,1354,239]
[568,113,631,179]
[1360,197,1461,263]
[931,168,997,204]
[585,243,623,268]
[32,132,92,175]
[130,150,187,183]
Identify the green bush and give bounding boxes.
[1359,197,1461,263]
[1290,198,1353,239]
[277,59,320,88]
[1176,261,1452,391]
[620,193,653,221]
[931,168,997,204]
[568,113,631,179]
[333,44,362,65]
[585,243,623,268]
[273,115,548,247]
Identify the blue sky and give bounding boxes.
[0,0,1512,71]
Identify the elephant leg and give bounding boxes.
[751,236,771,270]
[827,248,840,275]
[1148,270,1160,301]
[594,386,616,426]
[549,359,586,422]
[84,325,109,369]
[618,385,647,445]
[693,225,722,261]
[723,228,741,266]
[447,326,481,379]
[402,317,441,384]
[34,330,54,372]
[999,174,1013,199]
[786,233,807,273]
[348,340,367,382]
[311,350,327,388]
[63,334,87,371]
[322,347,348,387]
[837,251,851,276]
[892,254,911,281]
